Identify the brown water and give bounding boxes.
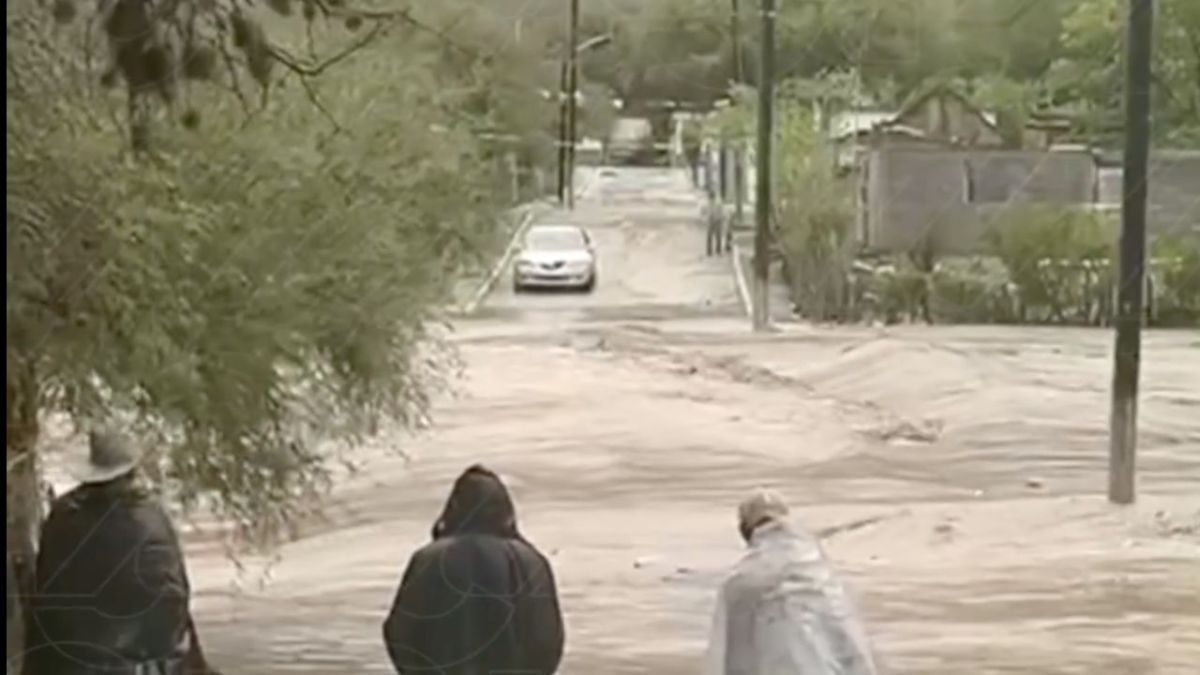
[177,168,1199,674]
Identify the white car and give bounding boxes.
[513,224,597,293]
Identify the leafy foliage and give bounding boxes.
[581,0,733,108]
[1047,0,1200,145]
[578,0,1196,147]
[1151,233,1200,326]
[8,0,510,547]
[772,100,857,321]
[38,0,406,149]
[984,206,1116,324]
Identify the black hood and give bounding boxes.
[432,465,520,540]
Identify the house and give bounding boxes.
[1024,112,1076,150]
[1093,150,1200,236]
[830,85,1005,176]
[832,85,1075,174]
[861,147,1095,253]
[829,110,916,171]
[859,147,1200,254]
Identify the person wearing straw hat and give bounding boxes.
[703,489,879,675]
[22,428,219,675]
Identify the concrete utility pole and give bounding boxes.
[557,32,610,207]
[1109,0,1155,505]
[557,61,569,206]
[565,0,581,210]
[730,0,745,246]
[730,0,744,84]
[751,0,776,332]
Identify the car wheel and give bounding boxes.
[513,278,523,294]
[582,274,596,293]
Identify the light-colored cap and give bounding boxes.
[738,488,789,530]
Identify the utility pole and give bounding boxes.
[730,0,744,83]
[730,0,745,246]
[1109,0,1154,505]
[565,0,581,210]
[556,61,568,205]
[751,0,776,332]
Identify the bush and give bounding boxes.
[1151,233,1200,327]
[931,257,1022,324]
[839,257,926,324]
[774,106,857,321]
[984,205,1116,324]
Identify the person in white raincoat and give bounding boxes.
[704,490,880,675]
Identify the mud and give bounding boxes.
[179,168,1198,674]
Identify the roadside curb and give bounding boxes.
[462,205,542,315]
[730,242,753,318]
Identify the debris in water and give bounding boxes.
[634,556,660,569]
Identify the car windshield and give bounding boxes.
[526,227,586,251]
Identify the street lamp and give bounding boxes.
[558,31,613,209]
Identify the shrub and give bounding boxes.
[774,106,857,321]
[984,205,1116,324]
[931,257,1022,324]
[1151,233,1200,327]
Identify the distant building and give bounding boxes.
[1093,150,1200,237]
[859,148,1200,254]
[831,84,1078,175]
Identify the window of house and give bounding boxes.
[964,159,1027,204]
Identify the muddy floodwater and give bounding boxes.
[179,169,1199,674]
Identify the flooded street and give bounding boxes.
[187,168,1200,674]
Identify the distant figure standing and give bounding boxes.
[704,490,879,675]
[702,151,725,257]
[23,429,218,675]
[682,122,703,187]
[382,465,564,674]
[706,199,725,257]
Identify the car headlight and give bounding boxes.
[567,260,592,272]
[515,260,534,271]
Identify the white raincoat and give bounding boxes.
[704,520,879,675]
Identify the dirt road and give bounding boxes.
[189,168,1200,674]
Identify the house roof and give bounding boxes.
[835,123,930,142]
[829,111,896,140]
[892,82,1001,133]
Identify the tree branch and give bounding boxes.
[296,73,342,133]
[312,1,412,22]
[267,18,390,78]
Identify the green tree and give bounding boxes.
[773,97,857,320]
[582,0,733,108]
[7,0,520,667]
[1047,0,1200,145]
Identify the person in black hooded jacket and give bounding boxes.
[382,464,564,675]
